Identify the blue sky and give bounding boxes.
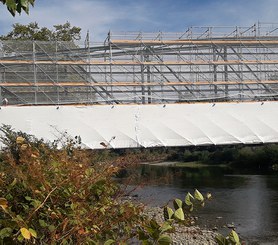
[0,0,278,41]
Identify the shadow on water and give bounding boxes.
[129,163,278,244]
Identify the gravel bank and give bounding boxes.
[144,206,218,245]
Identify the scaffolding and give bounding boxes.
[2,23,278,105]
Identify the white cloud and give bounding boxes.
[1,0,278,41]
[0,0,162,41]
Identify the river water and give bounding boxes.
[130,163,278,244]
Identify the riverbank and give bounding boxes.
[133,163,278,244]
[144,206,218,245]
[115,144,278,173]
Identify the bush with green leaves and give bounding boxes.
[161,190,242,244]
[136,190,212,245]
[163,189,211,225]
[137,219,172,245]
[0,125,144,244]
[215,230,241,245]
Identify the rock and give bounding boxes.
[227,223,235,229]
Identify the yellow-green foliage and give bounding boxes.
[0,125,144,244]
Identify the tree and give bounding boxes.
[0,0,35,16]
[0,22,81,41]
[53,22,82,42]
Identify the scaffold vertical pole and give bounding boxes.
[140,33,145,104]
[108,31,113,98]
[33,41,37,104]
[213,46,217,97]
[224,46,228,97]
[146,53,151,104]
[0,87,2,105]
[55,41,60,105]
[86,30,93,103]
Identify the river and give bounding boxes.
[129,163,278,244]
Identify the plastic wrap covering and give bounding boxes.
[1,102,278,149]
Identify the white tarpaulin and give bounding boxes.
[1,101,278,149]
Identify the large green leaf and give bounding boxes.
[39,219,48,228]
[31,199,41,209]
[163,206,174,220]
[0,227,13,239]
[20,0,28,8]
[173,198,183,210]
[17,234,24,242]
[25,196,32,201]
[194,189,204,202]
[159,221,172,233]
[215,234,229,245]
[48,225,55,232]
[229,230,240,245]
[10,178,17,187]
[28,228,37,238]
[174,208,185,221]
[185,192,194,206]
[149,219,160,230]
[157,234,172,245]
[4,0,35,16]
[146,219,160,240]
[104,239,115,245]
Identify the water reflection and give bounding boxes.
[131,164,278,244]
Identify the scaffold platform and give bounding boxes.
[2,23,278,105]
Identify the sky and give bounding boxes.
[0,0,278,42]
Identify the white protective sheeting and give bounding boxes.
[1,102,278,149]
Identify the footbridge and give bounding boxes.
[1,24,278,149]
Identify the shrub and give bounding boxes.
[0,125,144,244]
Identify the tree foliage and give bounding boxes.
[0,21,81,41]
[0,0,35,16]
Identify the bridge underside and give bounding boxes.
[1,102,278,149]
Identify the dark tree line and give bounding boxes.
[0,22,81,42]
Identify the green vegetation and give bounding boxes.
[100,144,278,174]
[216,230,241,245]
[0,125,144,244]
[0,125,246,244]
[0,22,81,41]
[165,145,278,172]
[137,219,172,245]
[163,190,211,224]
[0,0,35,16]
[137,189,217,245]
